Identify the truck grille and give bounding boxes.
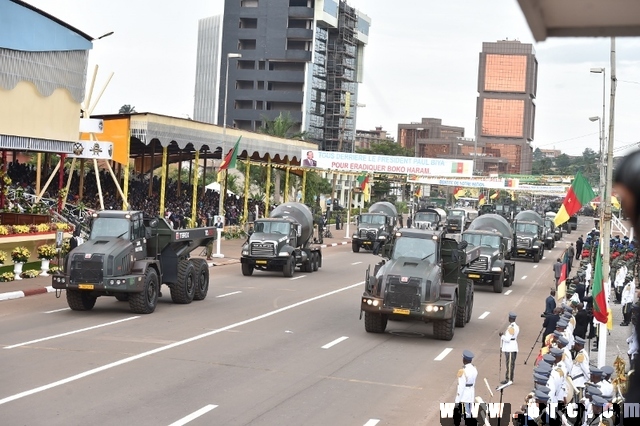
[359,229,377,239]
[384,275,422,310]
[70,253,104,283]
[517,237,532,248]
[467,256,489,272]
[250,242,275,256]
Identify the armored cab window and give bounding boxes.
[392,237,436,260]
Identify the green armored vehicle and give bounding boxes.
[360,228,479,341]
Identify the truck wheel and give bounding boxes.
[533,252,540,263]
[493,272,504,293]
[283,256,295,277]
[352,242,360,253]
[191,259,210,301]
[456,296,468,328]
[241,262,254,276]
[434,296,456,340]
[171,260,196,304]
[311,252,319,271]
[66,290,97,311]
[364,312,388,333]
[115,294,129,302]
[504,267,513,287]
[129,268,159,314]
[566,226,571,235]
[302,254,313,273]
[466,283,474,323]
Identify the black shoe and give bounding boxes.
[500,380,508,385]
[621,322,629,326]
[593,347,599,352]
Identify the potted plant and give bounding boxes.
[11,246,30,280]
[0,250,6,265]
[37,244,56,276]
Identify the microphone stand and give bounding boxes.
[524,326,545,365]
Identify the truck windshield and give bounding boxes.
[254,221,290,234]
[392,237,436,260]
[415,212,439,223]
[90,218,130,240]
[463,234,501,249]
[360,214,385,225]
[449,210,465,217]
[515,223,538,234]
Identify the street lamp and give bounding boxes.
[214,52,241,257]
[590,67,606,235]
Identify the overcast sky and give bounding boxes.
[27,0,640,157]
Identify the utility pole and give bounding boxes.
[598,37,616,368]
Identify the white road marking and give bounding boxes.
[4,316,140,349]
[0,281,364,406]
[543,257,546,260]
[521,276,527,280]
[168,404,218,426]
[290,275,306,280]
[364,420,380,426]
[322,336,349,349]
[533,265,538,269]
[351,261,363,265]
[504,290,513,295]
[478,311,490,320]
[43,307,71,314]
[434,347,453,361]
[216,291,242,298]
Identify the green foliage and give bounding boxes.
[303,171,332,205]
[259,112,307,139]
[222,226,247,240]
[119,104,136,114]
[356,140,414,157]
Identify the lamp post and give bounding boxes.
[214,52,241,258]
[589,116,604,216]
[590,68,606,232]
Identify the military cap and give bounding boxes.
[542,354,556,364]
[550,347,563,357]
[534,389,550,402]
[564,305,574,312]
[574,336,586,345]
[508,312,517,319]
[556,320,568,328]
[533,373,548,384]
[534,363,552,375]
[535,385,551,394]
[602,366,614,377]
[462,350,474,361]
[590,367,603,376]
[557,337,569,346]
[563,312,573,319]
[586,385,602,397]
[591,395,607,407]
[553,330,563,338]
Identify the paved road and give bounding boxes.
[0,217,594,425]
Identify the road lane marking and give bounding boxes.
[43,308,71,314]
[521,276,527,280]
[169,404,218,426]
[216,291,242,298]
[478,311,490,320]
[290,275,306,280]
[322,336,349,349]
[364,420,380,426]
[4,316,140,349]
[351,261,363,265]
[533,265,538,269]
[434,348,453,361]
[0,281,364,406]
[504,290,513,295]
[543,257,546,260]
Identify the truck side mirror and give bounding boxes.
[149,219,158,228]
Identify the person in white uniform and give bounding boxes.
[500,312,519,384]
[455,349,478,419]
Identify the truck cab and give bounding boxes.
[513,221,545,262]
[352,213,394,252]
[414,208,446,230]
[446,208,469,233]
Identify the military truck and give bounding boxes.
[240,202,322,277]
[512,210,546,262]
[352,201,398,253]
[478,204,495,216]
[414,207,447,230]
[545,211,565,239]
[446,208,471,233]
[461,214,516,293]
[51,210,216,314]
[360,228,479,341]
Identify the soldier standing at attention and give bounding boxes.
[455,350,477,420]
[500,312,519,384]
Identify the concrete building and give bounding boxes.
[539,149,561,158]
[354,126,393,150]
[397,118,465,157]
[194,0,371,152]
[193,15,223,124]
[475,40,537,174]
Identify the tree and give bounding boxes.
[554,153,572,171]
[258,112,306,140]
[356,140,414,157]
[119,104,136,114]
[533,147,543,161]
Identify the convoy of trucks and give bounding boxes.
[352,201,398,253]
[240,202,322,277]
[413,207,447,230]
[512,210,546,262]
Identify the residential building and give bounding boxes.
[397,117,465,157]
[538,149,561,158]
[475,40,537,174]
[194,0,371,152]
[354,126,393,150]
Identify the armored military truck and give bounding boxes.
[513,210,546,262]
[360,228,479,341]
[352,201,398,252]
[446,208,471,233]
[461,214,516,293]
[414,207,447,230]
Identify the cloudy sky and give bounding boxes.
[27,0,640,157]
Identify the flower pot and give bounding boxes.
[13,262,24,280]
[40,259,50,276]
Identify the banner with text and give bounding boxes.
[300,150,473,177]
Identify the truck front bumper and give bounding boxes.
[241,256,290,268]
[51,274,146,293]
[352,238,379,248]
[360,295,454,320]
[514,248,538,258]
[465,271,500,284]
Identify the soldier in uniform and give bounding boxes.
[526,388,552,425]
[588,395,614,425]
[591,367,613,401]
[550,347,568,403]
[555,336,573,375]
[500,312,519,384]
[569,337,590,402]
[455,349,478,420]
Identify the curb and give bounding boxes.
[319,241,350,248]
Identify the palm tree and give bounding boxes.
[119,104,136,114]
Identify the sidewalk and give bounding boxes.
[0,225,351,302]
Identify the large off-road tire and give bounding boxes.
[504,267,514,287]
[66,290,97,311]
[115,293,129,302]
[352,242,360,253]
[302,253,313,273]
[466,284,474,323]
[191,259,209,301]
[456,296,468,328]
[566,226,571,235]
[283,256,295,278]
[364,312,388,333]
[129,268,159,314]
[171,260,196,304]
[311,252,319,272]
[533,252,540,263]
[434,297,456,341]
[493,272,504,293]
[241,262,254,276]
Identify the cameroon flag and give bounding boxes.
[592,244,609,324]
[554,171,595,227]
[357,173,370,202]
[478,193,485,206]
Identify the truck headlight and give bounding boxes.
[532,245,539,249]
[242,250,249,256]
[379,235,386,240]
[372,300,379,306]
[279,251,290,257]
[352,234,357,238]
[491,267,502,272]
